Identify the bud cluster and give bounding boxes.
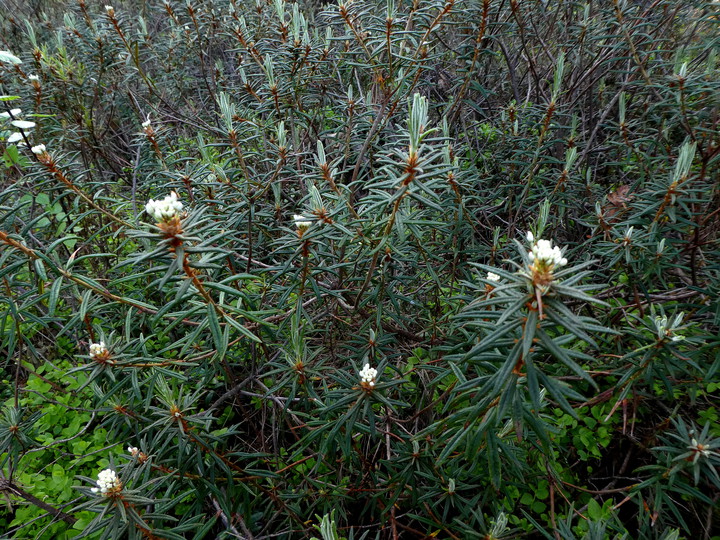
[128,445,149,463]
[145,192,183,223]
[527,234,568,270]
[90,468,122,496]
[525,232,568,289]
[359,363,378,389]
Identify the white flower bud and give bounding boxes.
[145,192,183,222]
[359,363,378,385]
[528,238,568,269]
[91,468,121,495]
[89,341,108,358]
[293,214,311,230]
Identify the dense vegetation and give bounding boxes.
[1,0,719,538]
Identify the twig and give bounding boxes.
[212,497,246,539]
[0,478,77,525]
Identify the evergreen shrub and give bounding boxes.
[0,0,719,537]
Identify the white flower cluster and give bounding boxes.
[527,235,568,268]
[90,468,121,495]
[89,341,108,358]
[145,192,183,222]
[359,363,378,387]
[128,446,139,455]
[486,271,500,282]
[293,214,311,230]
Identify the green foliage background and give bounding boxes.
[0,0,719,538]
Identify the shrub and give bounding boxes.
[1,0,718,538]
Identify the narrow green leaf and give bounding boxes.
[48,276,63,316]
[537,330,597,388]
[224,313,262,343]
[207,304,223,352]
[33,259,47,282]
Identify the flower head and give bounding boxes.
[359,363,378,389]
[145,192,183,222]
[90,468,122,496]
[31,144,46,155]
[128,445,149,463]
[88,341,114,364]
[293,214,311,230]
[89,341,108,358]
[523,235,568,291]
[484,271,501,293]
[28,74,39,81]
[104,5,115,16]
[528,239,568,269]
[141,114,153,133]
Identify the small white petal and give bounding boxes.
[293,214,311,229]
[0,108,22,119]
[11,120,36,129]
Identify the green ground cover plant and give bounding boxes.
[0,0,719,538]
